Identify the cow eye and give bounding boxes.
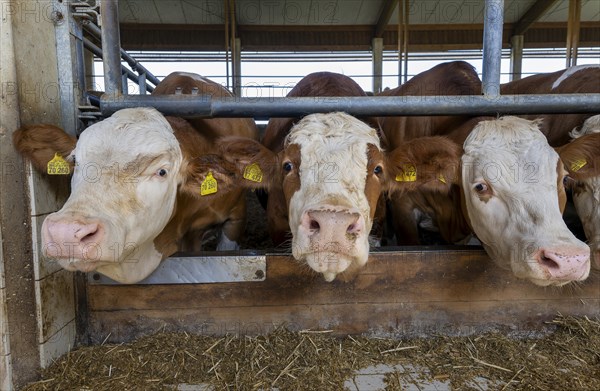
[157,168,168,177]
[373,165,383,175]
[474,183,488,193]
[563,175,571,187]
[283,161,293,172]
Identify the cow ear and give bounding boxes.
[181,154,240,198]
[13,124,76,174]
[216,136,279,190]
[557,132,600,180]
[384,136,461,193]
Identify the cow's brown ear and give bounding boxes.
[384,136,461,193]
[557,132,600,180]
[216,136,279,190]
[12,124,76,173]
[181,154,241,198]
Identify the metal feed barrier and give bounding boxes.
[58,0,600,285]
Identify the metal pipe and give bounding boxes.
[83,38,153,93]
[83,22,160,87]
[100,0,122,95]
[482,0,504,96]
[100,94,600,119]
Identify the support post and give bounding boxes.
[100,0,122,95]
[233,38,242,97]
[482,0,504,96]
[510,35,524,81]
[566,0,581,67]
[372,38,383,94]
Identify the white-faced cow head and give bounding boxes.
[13,107,236,283]
[564,115,600,269]
[461,116,591,286]
[210,112,460,281]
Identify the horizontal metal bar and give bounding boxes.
[100,94,600,118]
[87,253,267,285]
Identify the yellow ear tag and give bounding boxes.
[243,162,263,183]
[47,153,70,175]
[570,159,587,172]
[438,173,447,184]
[395,164,417,182]
[200,172,218,196]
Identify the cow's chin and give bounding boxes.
[303,250,368,282]
[512,258,589,287]
[56,258,110,273]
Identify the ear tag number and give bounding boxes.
[200,172,218,196]
[570,159,587,172]
[47,153,70,175]
[395,164,417,182]
[243,163,263,183]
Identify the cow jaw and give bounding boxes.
[286,113,381,281]
[461,117,591,286]
[41,108,183,283]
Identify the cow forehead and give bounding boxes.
[76,108,181,165]
[286,112,381,154]
[463,117,558,179]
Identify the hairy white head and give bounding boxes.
[461,116,590,286]
[568,115,600,269]
[283,113,383,281]
[42,108,183,283]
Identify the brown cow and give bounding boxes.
[377,61,482,244]
[260,71,385,246]
[203,111,459,281]
[13,72,258,283]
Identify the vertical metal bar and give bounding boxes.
[53,0,82,136]
[122,72,129,94]
[100,0,122,95]
[233,37,242,97]
[482,0,504,96]
[138,73,147,95]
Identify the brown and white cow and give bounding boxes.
[563,115,600,269]
[13,72,258,283]
[260,71,384,246]
[501,64,600,146]
[458,116,595,286]
[208,112,460,281]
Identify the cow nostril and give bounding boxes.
[539,254,560,269]
[347,223,355,233]
[309,220,320,232]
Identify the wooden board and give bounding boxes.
[85,248,600,344]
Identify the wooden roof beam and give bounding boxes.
[512,0,560,36]
[374,0,399,38]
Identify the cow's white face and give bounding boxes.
[42,108,183,283]
[284,113,383,281]
[570,115,600,269]
[572,176,600,269]
[461,116,590,286]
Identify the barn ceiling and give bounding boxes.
[114,0,600,51]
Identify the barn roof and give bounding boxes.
[116,0,600,51]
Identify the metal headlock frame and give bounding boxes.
[96,0,599,118]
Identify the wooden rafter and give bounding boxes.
[512,0,560,36]
[374,0,399,38]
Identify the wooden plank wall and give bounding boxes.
[86,249,600,344]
